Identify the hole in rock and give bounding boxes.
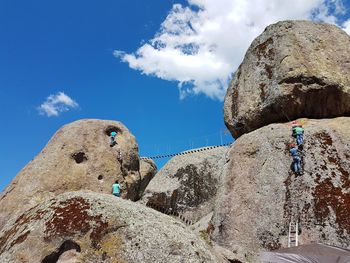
[105,126,122,136]
[98,175,103,180]
[71,152,87,164]
[233,121,244,130]
[42,240,81,263]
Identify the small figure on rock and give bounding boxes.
[112,180,120,197]
[110,131,117,147]
[290,143,302,175]
[291,121,304,147]
[117,148,122,162]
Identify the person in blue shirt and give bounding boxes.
[112,180,120,197]
[290,144,301,174]
[110,131,117,147]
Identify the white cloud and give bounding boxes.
[38,92,79,117]
[115,0,349,100]
[343,19,350,34]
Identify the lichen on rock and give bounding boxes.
[0,119,153,231]
[141,146,228,223]
[224,20,350,138]
[211,117,350,262]
[0,191,221,263]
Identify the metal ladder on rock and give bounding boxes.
[288,221,298,247]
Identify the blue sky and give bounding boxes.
[1,0,349,191]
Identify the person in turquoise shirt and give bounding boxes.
[291,121,304,146]
[110,131,117,147]
[112,180,120,197]
[292,125,304,146]
[295,126,304,146]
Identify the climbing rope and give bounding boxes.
[140,142,233,160]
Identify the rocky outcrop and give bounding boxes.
[2,19,350,263]
[224,20,350,138]
[0,191,221,263]
[211,117,350,262]
[139,159,157,196]
[141,146,228,223]
[0,119,145,231]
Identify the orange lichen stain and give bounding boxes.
[0,206,45,253]
[44,197,108,248]
[9,231,30,248]
[314,178,350,234]
[315,132,333,146]
[259,83,267,99]
[265,64,273,79]
[256,37,274,59]
[312,131,350,235]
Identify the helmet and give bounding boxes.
[291,121,301,127]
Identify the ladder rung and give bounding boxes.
[288,221,299,247]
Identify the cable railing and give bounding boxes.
[140,142,233,160]
[146,202,193,226]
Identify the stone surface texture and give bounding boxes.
[0,119,143,231]
[211,117,350,262]
[141,146,228,223]
[139,159,157,197]
[0,191,221,263]
[2,20,350,263]
[224,20,350,138]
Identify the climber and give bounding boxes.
[291,121,304,146]
[290,144,302,174]
[110,131,117,147]
[112,180,120,197]
[117,147,122,161]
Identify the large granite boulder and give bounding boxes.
[0,119,149,231]
[141,146,228,223]
[0,191,221,263]
[224,20,350,138]
[210,117,350,262]
[139,159,157,197]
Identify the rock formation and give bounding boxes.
[0,191,220,263]
[139,159,157,197]
[224,20,350,138]
[0,119,156,231]
[1,19,350,263]
[211,117,350,262]
[217,20,350,262]
[141,146,228,223]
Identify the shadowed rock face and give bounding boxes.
[211,117,350,262]
[139,159,157,197]
[224,20,350,138]
[0,191,220,263]
[0,119,147,231]
[141,147,228,223]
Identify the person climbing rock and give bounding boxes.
[117,148,122,161]
[290,144,302,174]
[292,123,304,146]
[112,180,120,197]
[110,131,117,147]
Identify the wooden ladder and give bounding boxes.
[288,221,298,247]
